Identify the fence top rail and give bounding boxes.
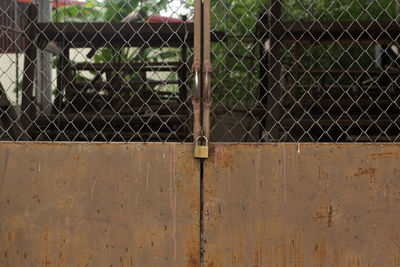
[257,20,400,43]
[35,22,225,48]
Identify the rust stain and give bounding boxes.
[230,225,244,266]
[327,206,333,228]
[282,232,286,267]
[312,205,336,227]
[185,238,200,266]
[318,168,330,187]
[365,152,400,159]
[204,144,400,266]
[313,242,327,267]
[253,250,259,267]
[204,239,223,267]
[205,258,216,267]
[354,167,376,183]
[0,148,9,192]
[176,179,184,194]
[289,232,304,267]
[252,246,266,267]
[239,226,244,264]
[212,145,238,170]
[169,146,177,260]
[0,143,199,267]
[71,154,81,161]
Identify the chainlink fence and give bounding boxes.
[1,0,400,142]
[210,0,400,142]
[0,0,193,142]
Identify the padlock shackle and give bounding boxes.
[195,135,208,146]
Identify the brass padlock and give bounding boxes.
[194,136,209,159]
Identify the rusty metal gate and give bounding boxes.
[0,143,200,266]
[1,0,400,266]
[2,143,400,266]
[203,144,400,266]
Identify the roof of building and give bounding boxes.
[52,0,85,8]
[17,0,85,8]
[146,14,192,23]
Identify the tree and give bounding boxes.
[210,0,400,105]
[53,0,189,96]
[54,0,399,105]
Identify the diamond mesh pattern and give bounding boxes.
[0,0,193,142]
[2,0,400,143]
[210,0,400,142]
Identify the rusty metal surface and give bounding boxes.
[204,144,400,266]
[0,143,199,266]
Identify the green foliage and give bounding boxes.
[102,0,140,21]
[53,0,400,104]
[53,0,184,94]
[53,1,102,22]
[210,0,400,105]
[211,0,268,104]
[283,0,396,21]
[53,0,177,23]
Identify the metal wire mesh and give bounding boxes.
[0,0,193,142]
[210,0,400,142]
[2,0,400,143]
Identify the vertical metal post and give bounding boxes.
[258,11,269,120]
[179,16,188,102]
[224,0,229,97]
[192,0,202,142]
[21,5,38,120]
[21,4,38,130]
[267,0,282,141]
[202,0,212,141]
[36,0,52,115]
[14,0,19,105]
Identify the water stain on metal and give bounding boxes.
[0,143,199,266]
[0,147,9,191]
[204,144,400,266]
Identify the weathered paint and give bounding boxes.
[204,144,400,266]
[0,143,200,266]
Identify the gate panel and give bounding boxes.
[0,143,199,266]
[204,144,400,266]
